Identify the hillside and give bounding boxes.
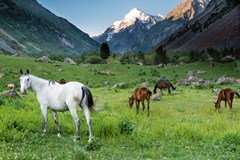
[140,0,211,52]
[0,0,100,56]
[1,54,240,159]
[160,0,240,52]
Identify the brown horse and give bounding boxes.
[214,88,240,111]
[58,79,67,84]
[129,87,152,116]
[153,81,176,94]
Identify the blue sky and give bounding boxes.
[37,0,182,37]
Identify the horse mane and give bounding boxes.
[48,80,56,86]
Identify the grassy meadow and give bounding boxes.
[1,54,240,159]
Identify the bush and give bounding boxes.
[48,53,65,62]
[118,118,135,135]
[84,55,103,64]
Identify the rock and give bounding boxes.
[64,58,76,65]
[157,64,165,68]
[104,81,110,86]
[216,76,236,85]
[136,62,143,66]
[221,55,235,62]
[235,79,240,84]
[3,90,19,98]
[177,79,190,86]
[151,94,161,101]
[112,83,127,89]
[158,75,168,81]
[196,70,206,75]
[81,63,91,67]
[0,73,5,78]
[141,82,149,88]
[58,68,64,72]
[212,88,221,94]
[36,56,51,63]
[95,107,105,111]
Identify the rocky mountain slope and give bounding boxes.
[139,0,211,52]
[158,0,240,52]
[0,0,100,56]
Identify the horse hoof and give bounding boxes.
[57,133,62,137]
[88,137,93,144]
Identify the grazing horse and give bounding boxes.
[214,88,240,111]
[19,69,94,143]
[129,87,152,116]
[7,83,16,90]
[153,81,176,94]
[58,79,67,84]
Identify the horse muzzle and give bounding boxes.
[20,89,26,94]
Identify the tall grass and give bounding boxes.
[1,55,240,159]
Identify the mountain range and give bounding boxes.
[160,0,240,52]
[95,0,239,54]
[93,8,163,53]
[0,0,100,56]
[0,0,239,56]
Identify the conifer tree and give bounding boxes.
[100,43,110,60]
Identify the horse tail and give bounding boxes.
[153,82,158,94]
[170,83,176,90]
[81,86,94,111]
[234,92,240,98]
[147,90,152,96]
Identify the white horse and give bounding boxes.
[19,69,94,143]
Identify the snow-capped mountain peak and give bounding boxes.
[105,8,163,41]
[123,8,145,22]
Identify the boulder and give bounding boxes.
[151,94,161,101]
[64,58,76,65]
[216,76,236,85]
[36,56,51,63]
[3,90,19,98]
[112,83,127,89]
[141,82,149,88]
[0,73,5,78]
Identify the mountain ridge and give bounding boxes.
[94,0,211,53]
[93,8,163,53]
[0,0,100,56]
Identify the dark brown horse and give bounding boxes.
[214,88,240,111]
[153,81,176,94]
[58,79,67,84]
[129,87,152,116]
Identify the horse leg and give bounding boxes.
[227,100,232,111]
[147,97,150,116]
[52,111,62,137]
[136,101,140,114]
[141,100,145,111]
[224,100,227,108]
[81,104,93,143]
[168,88,171,95]
[68,105,80,140]
[40,104,48,135]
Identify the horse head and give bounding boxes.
[128,97,134,108]
[20,69,30,94]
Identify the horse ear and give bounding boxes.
[20,69,23,75]
[26,69,29,74]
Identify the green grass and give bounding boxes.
[1,55,240,159]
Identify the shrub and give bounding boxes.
[84,55,103,64]
[118,118,135,135]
